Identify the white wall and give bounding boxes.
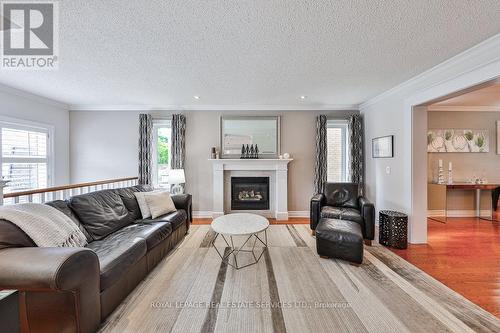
[361,34,500,243]
[70,109,357,213]
[0,86,70,185]
[70,111,140,181]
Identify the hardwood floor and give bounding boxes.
[192,217,310,225]
[390,218,500,318]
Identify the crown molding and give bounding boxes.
[359,33,500,110]
[0,83,68,110]
[69,104,359,112]
[427,105,500,112]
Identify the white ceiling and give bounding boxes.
[2,0,500,110]
[430,83,500,110]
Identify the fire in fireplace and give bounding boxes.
[231,177,270,210]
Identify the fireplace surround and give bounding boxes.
[210,158,292,220]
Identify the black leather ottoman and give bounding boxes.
[315,218,364,264]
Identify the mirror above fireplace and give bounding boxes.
[219,116,281,158]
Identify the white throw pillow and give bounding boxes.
[144,192,177,219]
[134,190,160,219]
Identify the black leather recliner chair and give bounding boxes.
[310,182,375,242]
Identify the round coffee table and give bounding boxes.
[211,213,269,270]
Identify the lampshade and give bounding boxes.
[168,169,185,184]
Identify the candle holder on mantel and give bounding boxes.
[240,144,259,159]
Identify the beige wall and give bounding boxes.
[427,111,500,210]
[70,110,358,212]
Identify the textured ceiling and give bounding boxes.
[2,0,500,109]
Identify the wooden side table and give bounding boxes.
[0,290,19,333]
[379,210,408,249]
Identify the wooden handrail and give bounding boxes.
[3,177,139,198]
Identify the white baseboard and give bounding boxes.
[428,209,492,218]
[192,210,309,219]
[288,211,309,218]
[192,211,213,218]
[427,210,446,217]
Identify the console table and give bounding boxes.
[428,183,500,221]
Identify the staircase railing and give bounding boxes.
[0,177,139,205]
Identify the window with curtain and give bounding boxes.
[152,120,172,189]
[0,121,52,194]
[327,119,350,182]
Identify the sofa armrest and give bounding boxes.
[0,247,101,333]
[310,193,325,230]
[358,196,375,240]
[172,193,192,225]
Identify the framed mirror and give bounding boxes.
[220,116,281,158]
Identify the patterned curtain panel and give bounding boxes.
[349,114,364,195]
[314,115,328,194]
[171,114,186,169]
[138,114,153,185]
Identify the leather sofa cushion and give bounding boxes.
[86,230,147,291]
[45,200,93,241]
[324,183,359,209]
[0,219,36,249]
[113,187,144,221]
[127,221,173,249]
[70,190,135,240]
[139,209,187,231]
[321,206,363,224]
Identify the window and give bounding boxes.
[327,120,349,182]
[152,120,172,189]
[0,120,53,194]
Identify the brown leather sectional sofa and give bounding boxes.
[0,185,192,333]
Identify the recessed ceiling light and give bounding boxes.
[300,95,307,100]
[193,95,200,100]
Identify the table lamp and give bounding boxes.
[169,169,185,195]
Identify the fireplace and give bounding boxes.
[231,177,270,210]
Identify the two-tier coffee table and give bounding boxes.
[211,213,269,269]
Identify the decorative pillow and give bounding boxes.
[144,192,177,219]
[134,190,160,219]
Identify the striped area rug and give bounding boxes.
[100,225,500,333]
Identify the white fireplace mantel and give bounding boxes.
[209,159,293,220]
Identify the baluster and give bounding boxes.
[40,193,46,203]
[28,194,33,203]
[14,196,19,204]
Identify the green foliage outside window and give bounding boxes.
[157,134,169,165]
